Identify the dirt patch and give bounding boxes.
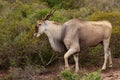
[35,58,120,80]
[0,58,120,80]
[101,70,120,80]
[100,58,120,80]
[37,58,120,80]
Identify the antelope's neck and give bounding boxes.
[44,24,65,52]
[45,24,63,40]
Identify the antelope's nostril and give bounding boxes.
[35,29,38,33]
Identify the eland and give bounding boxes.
[34,9,112,72]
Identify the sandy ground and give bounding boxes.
[100,58,120,80]
[101,70,120,80]
[0,58,119,80]
[39,59,120,80]
[36,58,120,80]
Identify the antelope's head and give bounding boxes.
[34,9,55,37]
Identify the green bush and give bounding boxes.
[60,70,101,80]
[60,70,80,80]
[29,8,50,21]
[0,3,3,11]
[111,26,120,57]
[41,0,120,11]
[0,17,3,25]
[83,70,101,80]
[89,11,120,26]
[0,2,55,69]
[41,0,84,9]
[0,0,120,71]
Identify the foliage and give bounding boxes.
[60,70,101,80]
[40,0,84,9]
[41,0,120,11]
[60,70,80,80]
[0,1,57,69]
[83,70,101,80]
[0,0,120,71]
[112,25,120,58]
[84,0,120,12]
[89,11,120,26]
[89,45,102,55]
[2,66,41,80]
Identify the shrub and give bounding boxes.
[29,9,68,23]
[111,27,120,58]
[29,8,50,21]
[41,0,120,11]
[0,17,3,26]
[40,0,82,9]
[0,3,3,11]
[0,3,57,69]
[89,11,120,26]
[83,70,101,80]
[60,70,101,80]
[60,70,80,80]
[1,0,120,71]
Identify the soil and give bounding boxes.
[0,58,120,80]
[100,58,120,80]
[36,58,120,80]
[37,58,120,80]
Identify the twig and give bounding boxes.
[38,52,45,66]
[46,53,55,66]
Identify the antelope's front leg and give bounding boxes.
[64,48,77,70]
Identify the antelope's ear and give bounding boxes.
[37,20,41,24]
[37,20,39,24]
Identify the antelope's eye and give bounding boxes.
[35,25,39,33]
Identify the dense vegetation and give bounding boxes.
[0,0,120,79]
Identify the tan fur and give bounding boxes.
[34,19,112,72]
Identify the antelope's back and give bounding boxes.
[63,19,112,47]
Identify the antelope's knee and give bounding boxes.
[64,54,69,59]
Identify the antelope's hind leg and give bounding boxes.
[73,53,79,73]
[102,38,110,70]
[108,48,113,67]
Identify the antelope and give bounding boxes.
[34,9,112,72]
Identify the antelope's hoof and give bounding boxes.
[108,64,113,68]
[102,67,106,71]
[64,67,70,70]
[75,70,79,73]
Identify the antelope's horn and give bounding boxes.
[43,9,56,21]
